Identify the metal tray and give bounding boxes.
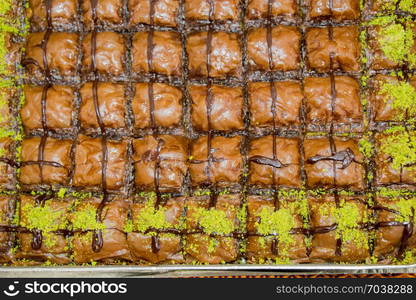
[0,264,415,278]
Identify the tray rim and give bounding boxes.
[0,263,415,278]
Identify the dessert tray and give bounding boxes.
[0,0,415,276]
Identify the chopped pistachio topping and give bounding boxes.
[207,236,218,254]
[236,204,247,230]
[21,202,67,232]
[123,219,134,233]
[137,191,157,201]
[256,207,295,246]
[57,188,67,199]
[397,250,416,265]
[388,198,416,223]
[0,0,11,16]
[335,203,369,248]
[378,23,416,66]
[71,204,105,231]
[21,202,68,248]
[377,187,415,198]
[380,126,416,170]
[195,207,235,235]
[359,137,374,158]
[399,0,416,13]
[379,81,416,120]
[134,201,171,232]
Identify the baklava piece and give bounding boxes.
[369,75,416,123]
[129,0,180,27]
[132,31,182,77]
[367,24,416,70]
[73,136,127,190]
[132,135,188,191]
[309,196,370,262]
[246,195,308,263]
[185,194,241,264]
[132,83,183,129]
[374,129,416,186]
[82,32,126,76]
[28,0,78,29]
[306,0,360,21]
[82,0,123,28]
[370,0,416,14]
[1,33,21,75]
[20,137,72,185]
[79,82,126,129]
[127,195,185,263]
[248,81,302,129]
[304,137,365,190]
[187,32,242,79]
[248,136,301,187]
[304,76,362,127]
[0,196,13,256]
[189,136,243,186]
[21,85,74,132]
[24,32,79,78]
[373,196,416,260]
[184,0,239,22]
[0,138,15,188]
[17,195,72,264]
[0,86,13,128]
[306,26,360,72]
[247,26,301,72]
[71,197,132,263]
[246,0,297,20]
[190,85,244,131]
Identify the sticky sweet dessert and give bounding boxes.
[0,0,415,267]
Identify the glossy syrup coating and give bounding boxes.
[248,136,301,187]
[133,83,183,129]
[20,137,72,185]
[304,76,362,125]
[73,136,127,190]
[306,26,360,72]
[132,135,188,191]
[127,196,185,263]
[189,136,243,186]
[304,137,365,190]
[187,32,242,79]
[82,32,126,76]
[190,84,244,131]
[21,85,74,131]
[24,32,79,78]
[8,0,416,265]
[306,0,360,21]
[129,0,180,27]
[28,0,78,29]
[246,0,297,20]
[80,82,126,129]
[71,197,132,263]
[248,81,303,129]
[184,0,240,22]
[132,31,182,77]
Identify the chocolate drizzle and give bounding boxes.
[266,0,280,255]
[307,148,357,169]
[249,156,287,169]
[205,0,217,209]
[326,11,343,256]
[89,0,108,253]
[27,0,54,250]
[8,0,415,264]
[146,0,164,252]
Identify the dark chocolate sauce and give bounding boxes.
[307,148,357,169]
